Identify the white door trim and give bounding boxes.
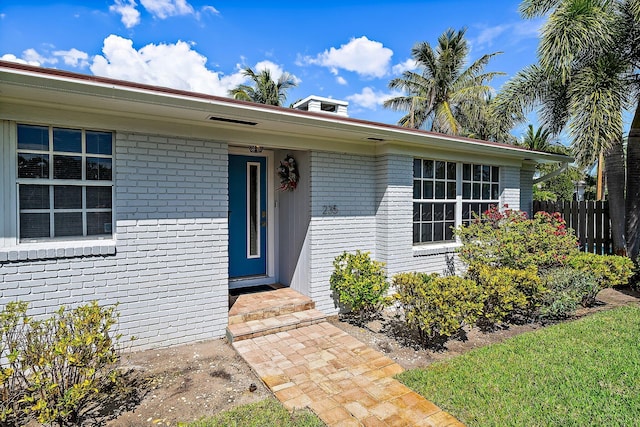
[228,147,276,289]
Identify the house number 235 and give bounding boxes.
[322,205,338,215]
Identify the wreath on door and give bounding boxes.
[278,154,299,191]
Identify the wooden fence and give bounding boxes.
[533,200,612,254]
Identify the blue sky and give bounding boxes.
[1,0,545,133]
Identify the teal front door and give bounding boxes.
[228,155,267,278]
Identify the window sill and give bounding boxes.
[412,242,460,257]
[0,240,116,263]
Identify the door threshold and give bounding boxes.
[229,275,276,290]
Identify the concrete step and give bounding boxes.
[228,288,316,325]
[226,308,327,343]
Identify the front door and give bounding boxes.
[228,154,267,278]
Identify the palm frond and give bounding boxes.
[385,27,502,133]
[539,0,616,83]
[520,0,563,17]
[568,54,627,166]
[492,64,549,131]
[228,66,297,106]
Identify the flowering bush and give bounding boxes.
[456,205,579,270]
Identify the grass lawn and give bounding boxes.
[397,306,640,427]
[185,398,324,427]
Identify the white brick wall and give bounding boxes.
[520,167,535,216]
[373,154,461,277]
[2,130,531,348]
[308,152,468,314]
[0,132,229,349]
[375,154,414,275]
[500,166,521,211]
[308,151,377,313]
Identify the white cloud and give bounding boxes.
[201,5,220,15]
[2,49,57,66]
[90,35,246,96]
[512,19,544,38]
[472,19,543,48]
[301,36,393,78]
[475,25,509,47]
[140,0,194,19]
[336,76,347,85]
[3,47,90,68]
[110,0,199,27]
[23,48,58,65]
[110,0,141,28]
[53,48,90,68]
[1,53,41,66]
[391,58,417,75]
[345,87,400,110]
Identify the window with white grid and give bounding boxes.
[413,159,457,243]
[461,163,500,226]
[17,124,113,241]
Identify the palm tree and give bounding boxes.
[229,67,297,106]
[384,28,505,137]
[519,124,562,153]
[494,0,640,258]
[458,95,517,143]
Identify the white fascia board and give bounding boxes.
[0,65,572,165]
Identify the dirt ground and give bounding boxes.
[107,287,640,426]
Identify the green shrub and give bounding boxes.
[1,301,29,426]
[567,252,635,288]
[330,250,389,320]
[539,268,599,319]
[393,272,483,340]
[1,301,131,427]
[456,206,579,270]
[469,264,546,325]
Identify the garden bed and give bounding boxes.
[328,287,640,371]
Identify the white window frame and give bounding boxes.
[461,163,501,226]
[413,158,500,246]
[413,159,458,244]
[0,120,117,263]
[14,123,115,243]
[245,161,261,259]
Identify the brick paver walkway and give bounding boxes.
[233,321,464,426]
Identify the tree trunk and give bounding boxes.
[626,104,640,260]
[605,138,627,255]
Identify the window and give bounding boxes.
[462,163,500,226]
[17,124,113,241]
[413,159,457,243]
[413,158,500,244]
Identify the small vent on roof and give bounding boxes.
[366,137,385,142]
[208,116,257,126]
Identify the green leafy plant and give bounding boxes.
[0,301,136,427]
[567,252,635,288]
[393,272,483,340]
[1,301,30,426]
[469,264,546,326]
[539,268,600,319]
[456,206,579,270]
[330,250,389,321]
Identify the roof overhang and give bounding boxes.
[0,61,572,165]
